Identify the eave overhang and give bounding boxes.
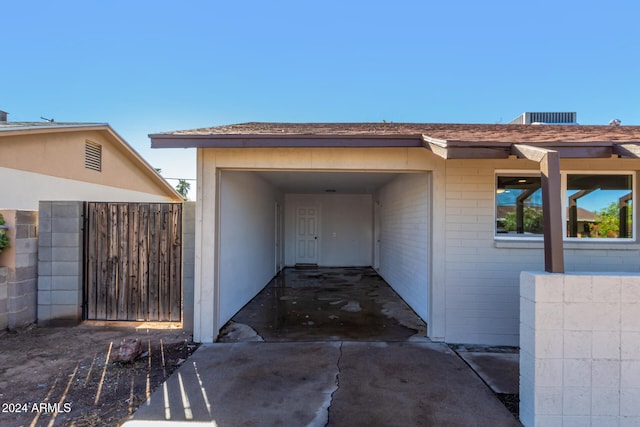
[150,133,423,149]
[422,135,639,160]
[151,130,640,160]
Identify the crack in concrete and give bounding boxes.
[324,341,343,427]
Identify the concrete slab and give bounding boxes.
[223,267,428,342]
[126,341,520,426]
[456,351,520,395]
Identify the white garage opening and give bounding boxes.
[217,170,430,330]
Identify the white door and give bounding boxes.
[295,206,318,264]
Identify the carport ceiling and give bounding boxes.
[253,171,402,194]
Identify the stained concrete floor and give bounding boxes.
[220,267,428,342]
[127,267,521,426]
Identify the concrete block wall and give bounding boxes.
[444,161,541,345]
[520,271,640,426]
[374,173,429,321]
[0,267,8,327]
[37,201,84,325]
[0,210,38,329]
[443,158,640,345]
[182,202,196,331]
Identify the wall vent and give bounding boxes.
[509,112,577,125]
[85,141,102,172]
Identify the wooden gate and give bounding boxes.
[84,202,182,322]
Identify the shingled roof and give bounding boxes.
[149,122,640,159]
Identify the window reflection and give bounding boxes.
[566,174,633,238]
[496,176,543,235]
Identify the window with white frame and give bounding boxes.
[495,172,634,240]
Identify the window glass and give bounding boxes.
[496,176,543,236]
[566,174,633,238]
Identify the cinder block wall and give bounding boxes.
[37,201,84,325]
[374,173,430,322]
[520,272,640,426]
[0,267,8,327]
[0,210,38,329]
[182,202,195,331]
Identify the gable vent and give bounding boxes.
[85,141,102,172]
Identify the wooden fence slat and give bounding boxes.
[117,204,129,320]
[127,204,139,321]
[85,203,97,319]
[158,204,170,321]
[138,204,150,320]
[148,204,160,320]
[96,204,108,320]
[106,204,119,320]
[170,205,182,321]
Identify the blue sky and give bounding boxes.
[2,1,640,196]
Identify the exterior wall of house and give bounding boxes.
[284,193,373,267]
[219,171,283,326]
[0,167,174,210]
[444,159,537,345]
[0,129,173,197]
[443,156,640,345]
[374,173,429,321]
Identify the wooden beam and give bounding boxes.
[613,143,640,158]
[424,142,449,159]
[511,144,549,162]
[513,144,565,272]
[540,150,565,273]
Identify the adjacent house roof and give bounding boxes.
[150,122,640,159]
[1,121,181,199]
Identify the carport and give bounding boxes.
[151,123,444,343]
[217,169,430,339]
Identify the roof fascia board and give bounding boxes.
[150,135,422,149]
[0,124,109,137]
[513,143,612,159]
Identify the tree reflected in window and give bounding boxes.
[567,174,633,238]
[496,176,543,235]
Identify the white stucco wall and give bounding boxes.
[374,173,429,321]
[218,171,282,325]
[284,193,373,267]
[0,167,173,210]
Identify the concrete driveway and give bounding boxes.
[125,341,520,426]
[126,268,520,426]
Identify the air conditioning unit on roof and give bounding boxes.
[509,112,577,125]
